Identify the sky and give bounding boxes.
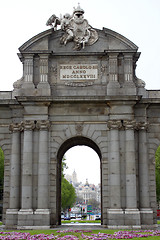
[1,0,160,184]
[64,146,100,185]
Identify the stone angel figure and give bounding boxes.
[46,14,61,31]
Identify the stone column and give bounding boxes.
[108,120,122,208]
[37,120,50,208]
[6,123,21,227]
[37,54,51,96]
[124,120,137,208]
[18,121,35,228]
[34,120,50,227]
[138,122,153,225]
[9,123,21,209]
[124,120,140,226]
[107,120,124,226]
[21,120,35,209]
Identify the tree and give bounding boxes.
[61,177,76,211]
[155,146,160,206]
[0,148,4,200]
[61,156,76,211]
[61,156,68,177]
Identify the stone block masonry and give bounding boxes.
[0,6,159,229]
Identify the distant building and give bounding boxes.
[65,170,78,187]
[76,179,100,204]
[72,170,78,184]
[65,171,100,204]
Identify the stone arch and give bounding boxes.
[0,138,11,158]
[1,6,159,229]
[148,137,160,164]
[56,136,102,225]
[57,136,102,160]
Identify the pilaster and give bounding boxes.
[22,54,35,89]
[18,54,36,96]
[37,54,51,96]
[123,53,136,94]
[107,53,120,95]
[124,54,133,82]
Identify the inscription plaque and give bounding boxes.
[60,64,98,80]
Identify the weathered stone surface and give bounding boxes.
[0,8,159,229]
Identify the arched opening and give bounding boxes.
[63,146,101,222]
[0,147,4,221]
[57,137,102,225]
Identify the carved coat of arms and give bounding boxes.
[46,4,98,50]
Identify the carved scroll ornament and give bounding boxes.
[107,120,122,130]
[36,120,50,131]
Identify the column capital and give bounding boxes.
[9,123,22,132]
[23,53,34,60]
[38,53,50,59]
[123,120,136,130]
[36,120,50,130]
[107,120,122,130]
[136,122,148,130]
[22,120,35,131]
[123,53,133,59]
[108,52,119,58]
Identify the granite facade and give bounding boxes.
[0,27,159,229]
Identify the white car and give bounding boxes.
[70,213,76,219]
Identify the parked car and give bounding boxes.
[95,215,101,220]
[70,213,76,219]
[64,216,70,220]
[77,214,82,218]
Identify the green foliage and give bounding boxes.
[61,155,76,211]
[0,148,4,191]
[61,177,76,211]
[61,219,101,223]
[61,156,68,177]
[155,146,160,204]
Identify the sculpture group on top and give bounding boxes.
[46,4,98,50]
